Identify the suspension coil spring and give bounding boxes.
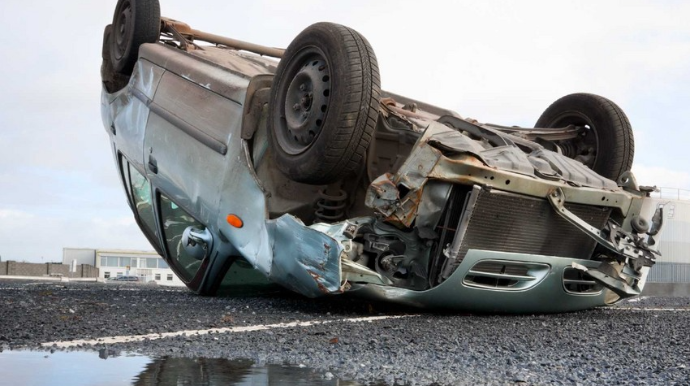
[557,140,578,158]
[314,189,348,223]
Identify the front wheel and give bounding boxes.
[535,93,634,181]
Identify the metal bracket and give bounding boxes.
[546,188,652,264]
[617,171,639,191]
[548,188,658,298]
[546,188,620,256]
[571,262,641,298]
[160,18,202,52]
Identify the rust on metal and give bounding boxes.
[307,270,331,294]
[161,17,193,35]
[430,154,636,214]
[161,17,285,58]
[380,97,432,120]
[384,187,424,228]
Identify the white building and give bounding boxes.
[62,248,185,287]
[646,188,690,283]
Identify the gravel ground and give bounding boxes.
[1,279,689,385]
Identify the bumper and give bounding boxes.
[350,249,611,313]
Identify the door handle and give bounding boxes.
[148,155,158,174]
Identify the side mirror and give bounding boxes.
[182,226,213,261]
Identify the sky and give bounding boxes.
[1,0,689,262]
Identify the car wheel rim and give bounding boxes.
[550,112,600,170]
[277,49,331,155]
[113,1,133,60]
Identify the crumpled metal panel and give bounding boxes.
[366,122,630,225]
[365,141,442,227]
[396,140,442,189]
[426,123,618,189]
[415,181,453,231]
[427,129,487,157]
[480,146,535,176]
[364,173,399,217]
[214,137,344,298]
[531,149,618,189]
[266,215,343,298]
[429,127,537,176]
[132,58,165,100]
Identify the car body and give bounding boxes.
[100,1,663,313]
[114,275,140,282]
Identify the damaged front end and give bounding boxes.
[348,120,662,306]
[255,108,662,312]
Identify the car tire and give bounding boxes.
[268,22,381,185]
[101,25,130,93]
[109,0,161,76]
[535,93,634,181]
[102,25,112,61]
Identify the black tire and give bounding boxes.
[535,93,634,180]
[268,22,381,185]
[109,0,161,75]
[102,25,112,61]
[101,25,130,93]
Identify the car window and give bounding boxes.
[159,194,204,281]
[119,155,132,205]
[128,164,157,237]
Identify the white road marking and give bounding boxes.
[41,314,418,348]
[604,307,690,312]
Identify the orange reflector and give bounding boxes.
[226,214,244,228]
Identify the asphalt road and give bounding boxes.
[1,280,689,385]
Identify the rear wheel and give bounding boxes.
[535,93,634,180]
[268,22,381,185]
[101,25,130,93]
[109,0,161,75]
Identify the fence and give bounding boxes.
[651,188,690,201]
[0,261,98,278]
[647,262,690,283]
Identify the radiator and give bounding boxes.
[439,186,611,279]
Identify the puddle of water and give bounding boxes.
[0,350,372,386]
[0,350,150,386]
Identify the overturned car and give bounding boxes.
[101,0,663,313]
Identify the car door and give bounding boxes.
[118,155,205,288]
[140,45,250,290]
[142,69,235,223]
[117,156,164,257]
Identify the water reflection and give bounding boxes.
[0,350,368,386]
[0,350,150,386]
[134,357,359,386]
